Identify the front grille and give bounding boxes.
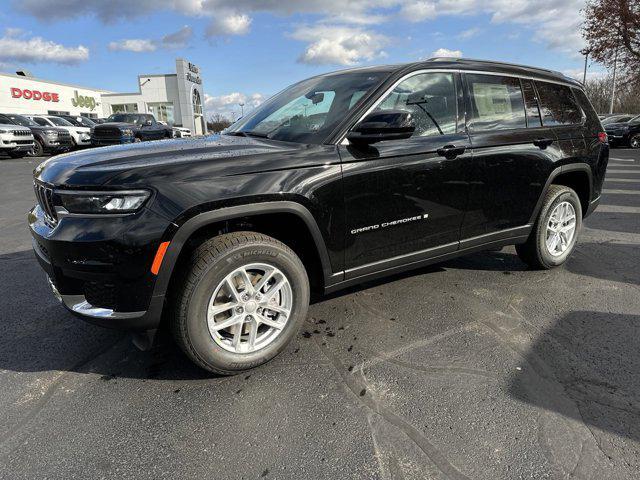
[15,140,33,145]
[93,127,123,139]
[84,282,117,309]
[11,129,32,136]
[34,182,58,226]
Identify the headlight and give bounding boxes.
[44,130,58,136]
[57,190,150,214]
[122,129,134,136]
[0,129,7,134]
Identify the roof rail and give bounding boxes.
[425,57,570,80]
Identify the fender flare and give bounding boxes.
[151,201,336,300]
[527,163,593,224]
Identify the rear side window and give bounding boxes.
[467,74,526,131]
[520,79,542,128]
[535,81,584,126]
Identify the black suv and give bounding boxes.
[0,113,72,157]
[604,114,640,148]
[29,58,608,374]
[92,113,173,146]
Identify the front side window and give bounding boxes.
[535,81,584,126]
[226,71,387,144]
[467,74,526,131]
[371,72,458,137]
[33,117,49,127]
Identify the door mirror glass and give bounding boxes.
[347,110,415,144]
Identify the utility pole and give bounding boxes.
[239,103,245,117]
[609,47,619,114]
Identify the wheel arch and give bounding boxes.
[151,201,336,301]
[528,163,593,224]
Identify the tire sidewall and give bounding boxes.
[536,189,582,267]
[184,242,309,372]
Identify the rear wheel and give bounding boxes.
[171,232,310,375]
[630,134,640,149]
[516,185,582,269]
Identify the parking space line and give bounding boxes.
[602,189,640,195]
[604,178,640,183]
[609,157,636,162]
[593,205,640,213]
[607,170,640,174]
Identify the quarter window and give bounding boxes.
[467,74,526,131]
[535,81,584,126]
[372,72,458,137]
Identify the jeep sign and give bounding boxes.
[71,90,97,111]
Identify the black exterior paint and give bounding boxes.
[28,58,609,331]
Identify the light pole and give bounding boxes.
[580,48,591,84]
[239,103,245,117]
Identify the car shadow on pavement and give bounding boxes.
[507,310,640,443]
[0,250,215,381]
[567,242,640,286]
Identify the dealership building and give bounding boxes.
[0,58,207,135]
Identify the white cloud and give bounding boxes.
[206,13,252,37]
[0,34,89,64]
[108,39,157,52]
[562,68,608,82]
[430,48,463,58]
[292,25,388,65]
[162,25,193,48]
[205,91,265,120]
[457,27,481,40]
[400,1,437,22]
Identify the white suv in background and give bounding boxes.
[27,115,91,148]
[172,126,192,138]
[0,122,34,158]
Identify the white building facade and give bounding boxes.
[0,58,206,134]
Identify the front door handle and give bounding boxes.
[533,138,554,149]
[436,144,466,159]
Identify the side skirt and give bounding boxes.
[324,225,532,294]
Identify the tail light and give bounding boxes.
[598,132,608,144]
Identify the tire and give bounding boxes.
[8,151,26,159]
[171,231,310,375]
[630,134,640,149]
[28,139,44,157]
[516,185,582,269]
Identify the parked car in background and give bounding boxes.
[172,126,192,138]
[29,58,608,374]
[57,115,97,129]
[0,120,33,158]
[92,118,107,124]
[92,113,172,146]
[26,115,91,149]
[0,113,72,157]
[604,115,640,148]
[601,114,636,125]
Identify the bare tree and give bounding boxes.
[584,74,640,113]
[207,113,233,133]
[583,0,640,84]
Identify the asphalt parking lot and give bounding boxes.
[1,148,639,480]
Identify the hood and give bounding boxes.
[34,134,303,186]
[95,122,138,129]
[605,122,629,129]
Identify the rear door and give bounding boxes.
[461,73,560,241]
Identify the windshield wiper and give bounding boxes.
[224,130,270,138]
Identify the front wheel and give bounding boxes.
[28,139,44,157]
[516,185,582,269]
[630,134,640,149]
[171,232,310,375]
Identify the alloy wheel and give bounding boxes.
[207,263,293,354]
[545,201,577,256]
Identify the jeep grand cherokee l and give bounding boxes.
[29,58,608,374]
[0,122,33,158]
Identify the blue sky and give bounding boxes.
[0,0,602,119]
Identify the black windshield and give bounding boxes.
[226,71,389,144]
[107,114,144,124]
[6,114,38,127]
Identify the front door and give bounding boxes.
[339,71,472,275]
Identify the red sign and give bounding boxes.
[10,87,59,102]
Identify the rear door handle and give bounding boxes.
[436,144,466,159]
[533,138,554,149]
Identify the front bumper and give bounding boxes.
[42,136,72,150]
[91,136,136,146]
[29,203,171,330]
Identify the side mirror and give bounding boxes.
[145,120,153,126]
[347,110,415,144]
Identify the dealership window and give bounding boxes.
[47,110,70,116]
[467,74,526,131]
[111,104,138,114]
[147,102,175,125]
